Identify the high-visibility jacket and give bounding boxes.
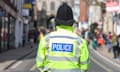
[36,25,90,72]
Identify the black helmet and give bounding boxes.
[55,2,75,26]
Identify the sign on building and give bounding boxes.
[106,0,119,12]
[23,4,32,9]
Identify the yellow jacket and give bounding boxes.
[36,25,90,72]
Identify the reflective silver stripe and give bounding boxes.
[45,36,50,55]
[46,36,50,50]
[48,36,78,40]
[75,37,82,58]
[43,66,81,72]
[81,70,88,72]
[75,41,80,56]
[38,57,44,62]
[47,56,78,62]
[43,66,49,71]
[81,59,90,65]
[50,68,80,72]
[77,37,83,44]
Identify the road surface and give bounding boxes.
[3,49,120,72]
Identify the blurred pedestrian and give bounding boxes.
[22,31,26,47]
[117,35,120,58]
[107,40,112,53]
[92,36,97,50]
[30,36,34,48]
[108,32,112,41]
[112,33,118,59]
[97,35,104,48]
[85,29,92,45]
[37,27,47,44]
[103,33,112,52]
[72,23,81,36]
[34,28,40,43]
[36,3,90,72]
[28,29,34,48]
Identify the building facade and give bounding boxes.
[35,0,74,28]
[0,0,35,52]
[74,0,80,22]
[0,0,17,52]
[15,0,35,48]
[15,0,24,48]
[103,0,119,33]
[36,0,74,16]
[79,0,88,22]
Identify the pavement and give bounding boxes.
[0,43,38,71]
[89,45,120,67]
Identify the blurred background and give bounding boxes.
[0,0,120,51]
[0,0,120,72]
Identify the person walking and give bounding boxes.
[97,35,104,48]
[117,35,120,58]
[112,33,118,60]
[36,3,90,72]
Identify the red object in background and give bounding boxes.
[98,37,104,46]
[108,34,112,40]
[105,0,119,12]
[2,31,7,42]
[106,1,119,7]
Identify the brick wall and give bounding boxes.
[79,0,88,22]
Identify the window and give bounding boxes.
[50,2,55,11]
[42,1,47,10]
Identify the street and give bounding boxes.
[2,48,120,72]
[3,49,36,72]
[1,0,120,72]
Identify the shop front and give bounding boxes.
[0,7,16,52]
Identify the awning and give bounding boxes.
[0,0,17,18]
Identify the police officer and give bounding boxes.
[36,2,90,72]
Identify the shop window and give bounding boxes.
[9,16,15,48]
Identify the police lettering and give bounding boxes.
[52,43,73,52]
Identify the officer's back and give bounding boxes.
[36,3,90,72]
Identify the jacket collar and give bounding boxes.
[56,25,74,32]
